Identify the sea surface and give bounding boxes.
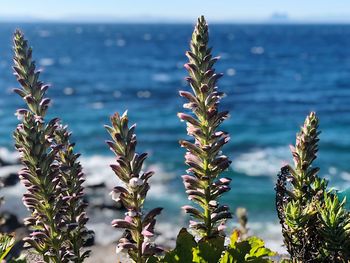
[0,23,350,250]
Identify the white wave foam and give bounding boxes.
[152,73,171,83]
[80,155,117,188]
[81,155,181,203]
[231,146,291,177]
[251,46,265,55]
[0,148,19,164]
[39,58,55,67]
[0,165,21,178]
[37,30,51,38]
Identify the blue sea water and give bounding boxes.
[0,23,350,247]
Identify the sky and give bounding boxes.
[1,0,350,23]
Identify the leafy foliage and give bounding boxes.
[220,231,275,263]
[163,228,274,263]
[162,228,224,263]
[0,233,15,260]
[162,228,197,263]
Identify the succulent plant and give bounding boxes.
[318,191,350,261]
[13,30,90,262]
[0,233,15,260]
[276,112,350,262]
[178,15,232,238]
[106,111,163,263]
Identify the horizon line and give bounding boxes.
[2,14,350,24]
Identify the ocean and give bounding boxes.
[0,23,350,250]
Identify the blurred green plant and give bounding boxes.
[276,112,350,262]
[0,233,15,260]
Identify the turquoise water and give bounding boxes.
[0,23,350,246]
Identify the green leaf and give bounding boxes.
[245,236,276,260]
[162,228,197,263]
[220,231,275,263]
[0,234,15,260]
[192,236,225,263]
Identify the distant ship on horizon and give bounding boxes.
[268,12,290,22]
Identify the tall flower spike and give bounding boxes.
[106,111,163,263]
[178,16,232,238]
[54,125,92,262]
[13,30,70,262]
[276,112,326,261]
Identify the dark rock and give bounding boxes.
[91,202,124,210]
[84,230,95,247]
[89,198,125,211]
[2,173,19,186]
[86,182,106,190]
[0,212,22,232]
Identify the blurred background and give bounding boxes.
[0,0,350,257]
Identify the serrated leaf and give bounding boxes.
[219,231,275,263]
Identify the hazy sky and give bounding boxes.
[1,0,350,22]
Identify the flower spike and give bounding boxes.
[13,29,69,262]
[106,111,163,262]
[54,125,92,262]
[13,30,90,262]
[178,16,232,238]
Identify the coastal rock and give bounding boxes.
[89,197,124,211]
[0,165,22,184]
[2,173,19,186]
[0,212,22,232]
[84,230,95,247]
[86,182,106,190]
